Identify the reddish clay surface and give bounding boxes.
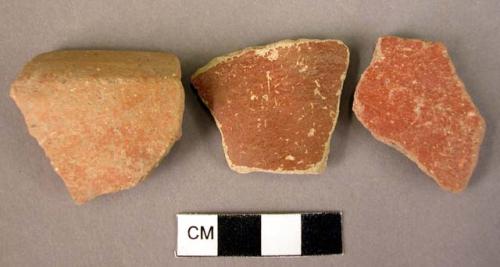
[10,50,184,203]
[353,36,486,191]
[192,40,349,173]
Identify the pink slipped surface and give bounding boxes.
[10,50,185,204]
[192,39,349,174]
[353,36,485,192]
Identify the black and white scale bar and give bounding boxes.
[176,212,342,257]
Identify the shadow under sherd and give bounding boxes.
[188,81,214,124]
[327,39,362,167]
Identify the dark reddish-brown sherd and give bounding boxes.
[353,36,486,192]
[192,39,349,174]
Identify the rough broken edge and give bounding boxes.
[192,39,350,174]
[353,36,486,192]
[10,53,185,204]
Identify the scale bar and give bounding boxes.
[177,212,342,257]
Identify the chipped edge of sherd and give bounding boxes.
[191,39,348,79]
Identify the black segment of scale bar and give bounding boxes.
[217,214,261,256]
[301,212,342,255]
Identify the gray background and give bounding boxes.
[1,0,499,266]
